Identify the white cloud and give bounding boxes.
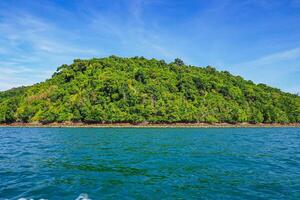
[0,10,103,90]
[0,0,183,91]
[238,47,300,67]
[229,48,300,93]
[86,0,180,60]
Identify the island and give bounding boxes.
[0,56,299,127]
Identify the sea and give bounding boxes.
[0,127,299,199]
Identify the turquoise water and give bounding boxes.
[0,128,300,199]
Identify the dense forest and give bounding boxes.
[0,56,299,124]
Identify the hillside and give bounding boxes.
[0,56,299,124]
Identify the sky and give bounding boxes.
[0,0,299,93]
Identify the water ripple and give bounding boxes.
[0,127,300,199]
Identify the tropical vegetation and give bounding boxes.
[0,56,299,124]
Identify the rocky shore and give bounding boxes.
[0,122,299,128]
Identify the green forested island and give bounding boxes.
[0,56,299,124]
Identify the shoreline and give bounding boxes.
[0,122,299,128]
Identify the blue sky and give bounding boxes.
[0,0,299,93]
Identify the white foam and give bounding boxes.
[75,193,91,200]
[17,194,91,200]
[18,199,47,200]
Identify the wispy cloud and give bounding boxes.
[0,12,99,56]
[0,0,299,93]
[237,47,300,67]
[0,7,102,91]
[0,66,53,91]
[85,0,181,60]
[0,0,180,91]
[229,48,300,93]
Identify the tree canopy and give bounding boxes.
[0,56,299,124]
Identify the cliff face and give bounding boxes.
[0,56,299,124]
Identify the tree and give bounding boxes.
[173,58,185,66]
